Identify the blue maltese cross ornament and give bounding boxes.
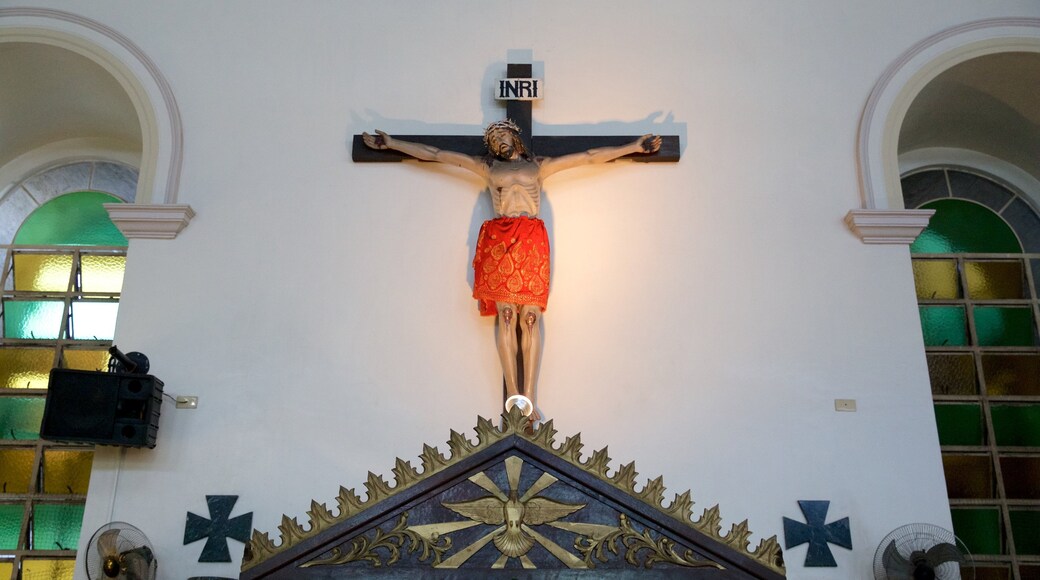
[184,495,253,562]
[782,500,852,567]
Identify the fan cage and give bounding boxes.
[873,523,974,580]
[85,521,153,580]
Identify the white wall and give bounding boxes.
[9,1,1038,578]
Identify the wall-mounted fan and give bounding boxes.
[873,523,973,580]
[85,522,158,580]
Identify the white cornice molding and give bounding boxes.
[845,209,934,244]
[105,203,194,239]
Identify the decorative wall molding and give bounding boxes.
[844,209,934,244]
[856,18,1040,210]
[0,8,184,205]
[105,203,195,239]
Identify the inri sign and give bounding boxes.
[495,78,543,101]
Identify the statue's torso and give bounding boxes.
[488,158,541,217]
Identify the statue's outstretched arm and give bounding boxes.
[540,134,661,178]
[362,130,486,176]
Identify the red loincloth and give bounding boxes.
[472,216,550,316]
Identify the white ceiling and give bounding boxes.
[899,52,1040,183]
[0,42,142,169]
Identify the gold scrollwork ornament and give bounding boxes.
[301,513,451,568]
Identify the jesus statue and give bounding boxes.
[363,120,661,418]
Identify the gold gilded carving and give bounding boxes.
[243,408,784,575]
[302,513,451,568]
[570,513,723,570]
[437,456,587,568]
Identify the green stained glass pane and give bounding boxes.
[974,307,1037,347]
[12,254,73,292]
[926,354,977,395]
[61,349,110,372]
[80,255,125,293]
[0,398,45,439]
[965,261,1025,299]
[22,560,74,579]
[0,347,54,389]
[0,448,35,493]
[951,507,1004,555]
[43,450,93,495]
[1011,510,1040,555]
[991,404,1040,447]
[70,301,118,340]
[13,191,126,246]
[934,404,984,446]
[912,199,1022,254]
[982,354,1040,396]
[0,504,23,549]
[31,503,83,550]
[1001,456,1040,499]
[920,306,967,346]
[941,454,993,498]
[3,300,64,340]
[913,259,961,299]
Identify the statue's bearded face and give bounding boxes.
[487,129,519,159]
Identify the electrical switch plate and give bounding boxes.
[834,399,856,412]
[176,396,198,409]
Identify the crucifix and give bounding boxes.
[353,62,680,419]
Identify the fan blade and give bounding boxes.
[882,540,914,580]
[925,542,965,567]
[97,528,122,558]
[119,547,154,580]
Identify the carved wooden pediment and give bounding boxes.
[241,409,785,578]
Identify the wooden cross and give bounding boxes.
[351,63,680,163]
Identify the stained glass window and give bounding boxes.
[1,165,132,573]
[905,169,1040,577]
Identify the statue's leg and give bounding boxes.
[518,304,542,404]
[496,302,520,398]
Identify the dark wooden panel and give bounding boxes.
[532,135,680,162]
[506,63,534,151]
[351,135,681,163]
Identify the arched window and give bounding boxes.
[905,168,1040,578]
[0,162,132,578]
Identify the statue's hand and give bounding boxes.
[362,130,392,150]
[640,134,662,154]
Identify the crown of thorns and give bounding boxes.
[483,119,521,147]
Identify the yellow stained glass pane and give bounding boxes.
[942,454,994,498]
[927,354,977,395]
[0,348,54,389]
[913,259,961,299]
[0,448,35,493]
[12,254,72,292]
[22,559,74,579]
[43,450,93,495]
[61,349,110,372]
[0,562,12,578]
[983,354,1040,396]
[966,261,1025,300]
[80,255,125,293]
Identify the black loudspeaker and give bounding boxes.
[41,369,163,448]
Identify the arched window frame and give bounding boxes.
[904,166,1040,577]
[0,161,134,577]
